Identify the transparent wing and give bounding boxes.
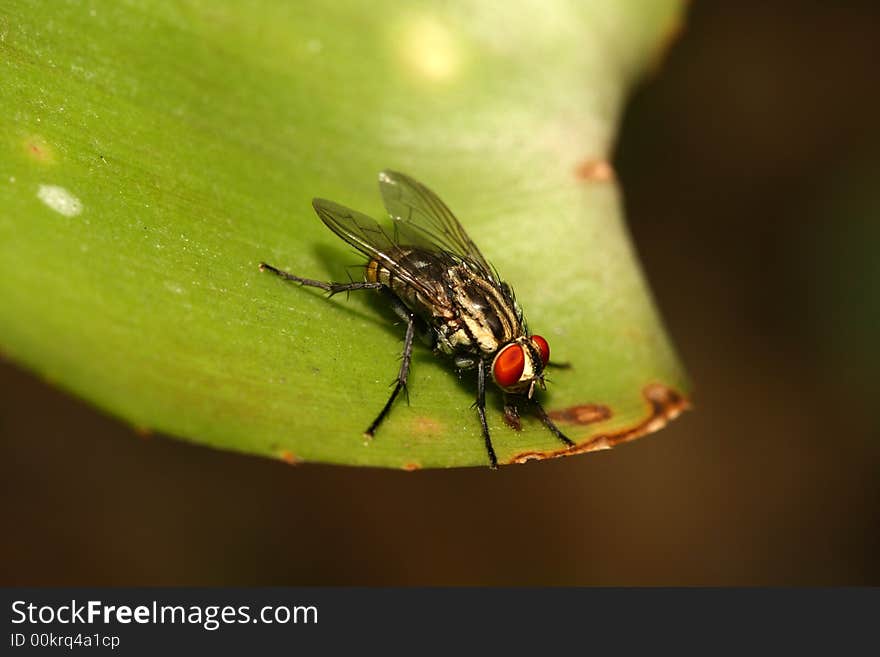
[312,198,436,299]
[377,170,499,282]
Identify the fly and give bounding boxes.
[260,170,574,469]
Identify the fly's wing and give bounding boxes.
[311,198,436,299]
[377,170,500,283]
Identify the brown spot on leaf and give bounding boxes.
[279,450,301,465]
[412,416,442,436]
[22,135,56,164]
[574,159,615,182]
[548,403,612,426]
[509,383,690,464]
[401,462,421,472]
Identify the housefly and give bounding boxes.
[260,170,573,468]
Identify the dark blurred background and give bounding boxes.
[2,2,878,585]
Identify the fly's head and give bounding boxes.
[490,335,551,398]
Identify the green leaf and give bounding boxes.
[0,0,690,469]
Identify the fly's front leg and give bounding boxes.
[476,359,499,469]
[259,262,382,295]
[532,400,575,448]
[364,307,415,438]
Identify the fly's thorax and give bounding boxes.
[445,264,521,355]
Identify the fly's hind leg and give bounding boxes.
[364,297,415,438]
[259,262,382,295]
[263,263,413,439]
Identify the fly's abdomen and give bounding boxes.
[365,257,416,303]
[365,249,454,322]
[365,257,382,285]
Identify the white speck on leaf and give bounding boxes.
[165,281,185,295]
[37,184,82,217]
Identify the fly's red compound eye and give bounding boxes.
[493,343,525,388]
[531,335,550,366]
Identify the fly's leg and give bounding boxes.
[502,394,522,431]
[532,400,575,448]
[364,309,415,438]
[259,262,382,295]
[263,264,413,439]
[545,361,572,370]
[476,359,499,469]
